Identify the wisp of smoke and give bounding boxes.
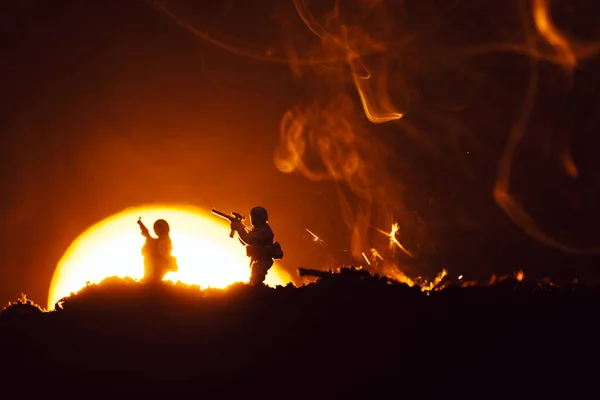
[146,0,600,272]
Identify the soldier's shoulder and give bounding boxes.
[253,224,274,234]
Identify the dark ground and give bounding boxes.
[1,267,598,398]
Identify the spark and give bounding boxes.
[361,252,371,265]
[420,269,448,292]
[383,267,448,293]
[370,248,384,261]
[458,275,463,280]
[306,228,324,245]
[376,223,413,258]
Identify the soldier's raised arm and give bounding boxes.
[137,217,152,239]
[235,225,253,245]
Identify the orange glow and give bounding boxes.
[47,205,291,310]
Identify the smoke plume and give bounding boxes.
[147,0,600,274]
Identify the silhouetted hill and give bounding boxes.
[1,268,598,397]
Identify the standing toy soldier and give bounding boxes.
[212,206,283,285]
[137,217,178,283]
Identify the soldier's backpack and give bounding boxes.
[270,241,284,260]
[168,255,179,273]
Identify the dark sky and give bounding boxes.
[1,0,600,306]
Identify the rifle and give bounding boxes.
[298,267,333,279]
[137,217,150,238]
[211,209,245,238]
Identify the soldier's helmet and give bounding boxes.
[250,206,268,227]
[153,219,170,236]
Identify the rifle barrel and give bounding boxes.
[298,268,330,278]
[211,209,232,221]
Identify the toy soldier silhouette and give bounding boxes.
[225,206,283,285]
[137,217,178,283]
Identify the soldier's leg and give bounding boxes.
[249,263,266,285]
[249,262,272,285]
[143,258,154,282]
[156,261,170,282]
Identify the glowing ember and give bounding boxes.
[515,270,525,282]
[382,266,448,293]
[376,223,413,258]
[421,269,448,292]
[306,228,324,245]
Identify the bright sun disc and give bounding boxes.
[48,204,291,310]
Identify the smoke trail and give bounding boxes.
[283,0,600,256]
[147,0,600,264]
[273,93,416,260]
[492,0,600,254]
[272,0,427,266]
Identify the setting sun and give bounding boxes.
[47,204,291,310]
